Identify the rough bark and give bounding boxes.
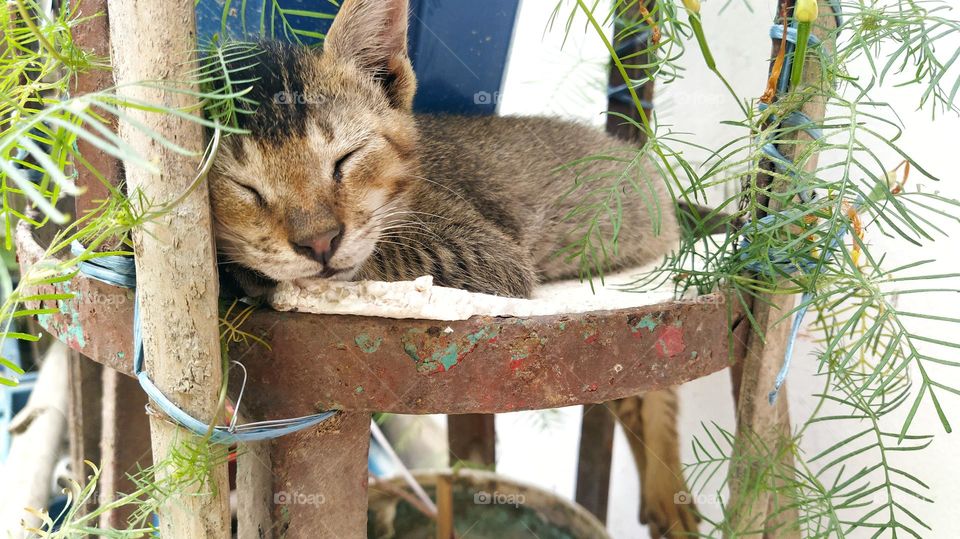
[105,1,230,537]
[726,1,839,536]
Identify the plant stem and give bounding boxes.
[790,22,812,89]
[13,0,69,65]
[687,11,749,117]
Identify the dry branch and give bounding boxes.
[106,1,230,536]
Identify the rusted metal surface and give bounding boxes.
[70,0,122,223]
[269,413,371,538]
[99,368,152,529]
[17,222,135,374]
[17,221,744,416]
[448,414,496,468]
[65,350,102,518]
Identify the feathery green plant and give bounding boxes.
[0,0,255,386]
[3,0,959,536]
[197,0,339,44]
[556,0,960,536]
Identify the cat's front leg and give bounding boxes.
[360,211,538,298]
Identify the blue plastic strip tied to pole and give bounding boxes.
[71,242,338,444]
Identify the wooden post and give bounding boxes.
[0,342,69,538]
[65,350,102,516]
[106,1,230,537]
[575,404,615,523]
[435,474,454,539]
[448,414,496,468]
[726,1,838,536]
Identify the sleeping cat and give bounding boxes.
[208,1,692,535]
[208,0,678,299]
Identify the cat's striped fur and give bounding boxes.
[209,0,678,298]
[208,2,694,536]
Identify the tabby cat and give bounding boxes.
[209,0,678,299]
[208,1,693,536]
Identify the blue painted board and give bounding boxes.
[195,0,519,115]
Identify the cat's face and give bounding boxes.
[209,0,417,283]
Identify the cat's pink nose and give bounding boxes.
[294,226,343,265]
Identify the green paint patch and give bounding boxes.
[38,280,86,348]
[403,325,500,373]
[354,385,364,394]
[630,314,659,334]
[355,333,383,353]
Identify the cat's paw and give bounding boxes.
[639,466,700,538]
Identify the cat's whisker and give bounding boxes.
[376,234,436,253]
[374,226,442,242]
[373,208,451,222]
[374,223,435,234]
[408,174,471,203]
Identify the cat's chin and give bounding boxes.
[293,266,359,287]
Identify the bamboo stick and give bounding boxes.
[105,1,230,537]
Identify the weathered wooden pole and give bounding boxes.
[726,0,838,536]
[106,1,230,537]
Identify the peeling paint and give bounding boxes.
[628,313,659,335]
[582,327,598,344]
[36,281,86,349]
[654,325,685,357]
[354,333,382,354]
[402,325,500,374]
[509,351,529,372]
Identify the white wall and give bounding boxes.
[496,1,960,537]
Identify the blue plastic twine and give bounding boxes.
[70,242,337,444]
[749,1,844,404]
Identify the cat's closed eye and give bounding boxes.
[333,147,362,183]
[235,181,266,207]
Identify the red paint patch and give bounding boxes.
[654,325,685,357]
[584,334,598,345]
[509,358,524,372]
[586,383,599,392]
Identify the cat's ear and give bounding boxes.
[324,0,416,110]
